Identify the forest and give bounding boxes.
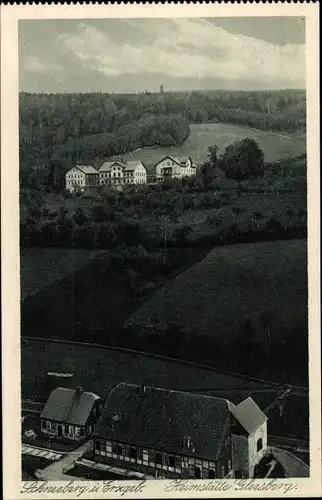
[20,89,306,192]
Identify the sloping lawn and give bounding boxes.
[130,240,307,344]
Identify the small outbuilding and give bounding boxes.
[40,386,103,441]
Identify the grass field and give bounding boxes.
[21,338,309,440]
[20,248,106,300]
[180,192,306,240]
[122,123,306,170]
[130,240,307,343]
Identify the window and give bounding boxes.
[257,438,263,452]
[129,447,137,460]
[68,425,74,435]
[155,452,163,465]
[168,456,175,468]
[112,443,123,455]
[208,469,215,479]
[46,421,51,430]
[148,450,155,462]
[195,466,201,479]
[95,440,101,451]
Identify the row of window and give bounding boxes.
[99,179,144,185]
[41,420,86,437]
[94,440,229,478]
[66,180,85,186]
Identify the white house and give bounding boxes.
[65,165,99,193]
[155,156,197,182]
[99,160,147,188]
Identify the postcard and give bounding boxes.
[1,2,321,499]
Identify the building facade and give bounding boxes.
[93,383,268,479]
[155,156,197,182]
[99,161,147,188]
[40,387,103,441]
[65,165,99,193]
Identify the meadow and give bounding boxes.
[130,240,307,344]
[20,247,106,300]
[122,123,306,171]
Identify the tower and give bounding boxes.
[160,85,164,94]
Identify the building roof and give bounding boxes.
[123,161,145,172]
[99,161,123,172]
[95,383,231,460]
[229,397,267,435]
[99,160,145,172]
[40,387,100,426]
[76,165,99,175]
[175,156,191,165]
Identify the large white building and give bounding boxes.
[65,165,99,193]
[99,160,147,188]
[155,156,197,182]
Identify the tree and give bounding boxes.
[199,161,215,191]
[159,215,174,252]
[73,208,87,226]
[259,310,275,343]
[286,208,294,226]
[207,145,219,168]
[221,138,265,181]
[267,217,284,234]
[232,206,243,222]
[252,211,262,228]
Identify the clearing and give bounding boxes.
[20,247,106,300]
[130,240,307,342]
[122,123,306,170]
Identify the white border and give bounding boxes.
[1,3,321,499]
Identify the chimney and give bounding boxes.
[142,384,149,395]
[183,436,194,451]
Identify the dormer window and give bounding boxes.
[183,436,195,452]
[110,414,121,430]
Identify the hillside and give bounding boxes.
[129,240,307,347]
[121,122,306,172]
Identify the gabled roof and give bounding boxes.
[123,161,145,172]
[229,397,267,435]
[40,387,100,426]
[99,160,146,172]
[75,165,99,175]
[157,156,191,167]
[99,161,124,172]
[176,156,191,165]
[95,383,231,460]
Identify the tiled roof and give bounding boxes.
[95,383,231,460]
[99,161,123,172]
[123,161,145,172]
[76,165,99,175]
[176,156,191,164]
[40,387,100,426]
[229,397,267,435]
